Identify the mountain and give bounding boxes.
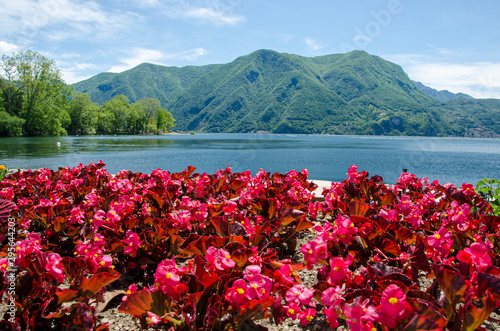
[73,49,500,136]
[412,81,474,102]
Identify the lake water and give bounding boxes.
[1,133,499,185]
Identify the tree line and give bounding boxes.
[0,50,175,136]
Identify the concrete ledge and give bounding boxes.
[310,179,332,201]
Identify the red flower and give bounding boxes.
[327,254,353,285]
[298,308,316,326]
[301,238,328,270]
[285,284,315,306]
[46,253,65,282]
[457,241,492,271]
[225,279,256,307]
[284,302,301,320]
[205,246,235,273]
[321,285,343,308]
[344,299,378,331]
[154,258,185,294]
[124,230,142,257]
[377,284,412,328]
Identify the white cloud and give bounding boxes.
[387,54,500,99]
[107,47,208,73]
[0,0,140,42]
[305,38,326,52]
[108,48,165,73]
[159,0,245,26]
[353,34,372,43]
[184,7,245,25]
[0,41,20,55]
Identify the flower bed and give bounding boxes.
[0,161,499,330]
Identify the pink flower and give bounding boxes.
[457,241,492,271]
[122,284,138,301]
[46,253,65,282]
[225,279,256,307]
[285,285,315,306]
[323,306,339,329]
[301,238,328,270]
[321,286,343,308]
[427,227,452,248]
[298,308,316,326]
[0,258,9,273]
[205,246,235,273]
[91,233,106,248]
[274,264,295,286]
[285,303,301,320]
[448,201,471,232]
[344,299,378,331]
[406,208,423,229]
[154,258,185,294]
[336,214,358,245]
[243,266,273,299]
[397,195,414,214]
[124,230,142,257]
[461,183,477,197]
[69,207,85,224]
[327,254,353,285]
[377,284,412,328]
[146,311,162,325]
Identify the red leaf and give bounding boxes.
[0,198,16,222]
[295,218,313,233]
[280,209,304,226]
[118,288,152,316]
[211,216,229,237]
[80,269,121,297]
[230,179,247,191]
[56,289,79,305]
[231,248,255,268]
[478,272,500,301]
[347,200,370,217]
[179,234,228,256]
[401,313,447,331]
[433,264,466,307]
[236,297,276,323]
[380,239,401,257]
[464,291,495,331]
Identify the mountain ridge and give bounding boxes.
[73,49,500,136]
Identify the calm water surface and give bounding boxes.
[1,133,499,185]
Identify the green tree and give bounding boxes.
[0,111,25,136]
[68,92,99,135]
[102,95,130,133]
[1,50,71,135]
[131,97,161,133]
[156,108,175,133]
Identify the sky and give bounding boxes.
[1,0,500,99]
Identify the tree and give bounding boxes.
[0,50,71,135]
[156,108,175,133]
[68,92,99,135]
[102,95,130,133]
[131,97,161,133]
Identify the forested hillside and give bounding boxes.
[73,49,500,136]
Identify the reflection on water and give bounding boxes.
[1,133,500,185]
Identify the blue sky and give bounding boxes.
[1,0,500,98]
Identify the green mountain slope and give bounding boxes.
[412,81,474,102]
[73,49,500,136]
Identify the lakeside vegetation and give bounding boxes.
[0,50,175,137]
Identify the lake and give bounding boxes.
[1,133,499,185]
